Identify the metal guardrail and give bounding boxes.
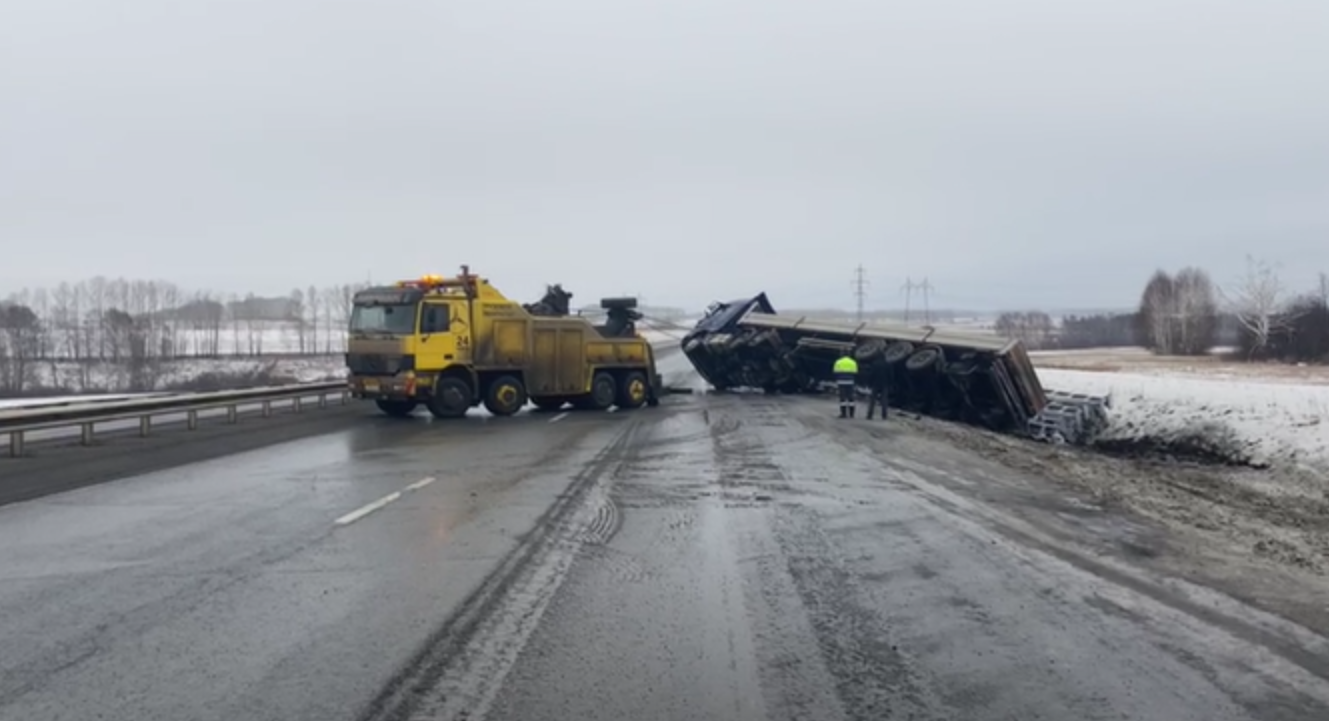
[1,381,349,458]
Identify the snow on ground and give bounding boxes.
[14,356,347,398]
[1037,367,1329,472]
[1031,346,1329,386]
[155,322,344,356]
[0,394,160,410]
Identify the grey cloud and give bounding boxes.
[2,0,1326,312]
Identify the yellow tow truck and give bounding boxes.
[345,266,665,418]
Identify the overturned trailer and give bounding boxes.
[681,294,1111,445]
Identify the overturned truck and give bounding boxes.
[680,294,1111,445]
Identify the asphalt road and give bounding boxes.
[3,361,1329,720]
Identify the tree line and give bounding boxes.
[993,258,1328,364]
[0,277,369,394]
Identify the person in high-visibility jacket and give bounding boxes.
[832,353,859,418]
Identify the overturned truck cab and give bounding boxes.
[681,294,1110,445]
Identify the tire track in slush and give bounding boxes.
[354,419,645,721]
[706,395,949,721]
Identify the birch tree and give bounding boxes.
[1220,256,1293,359]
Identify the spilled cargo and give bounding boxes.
[680,294,1110,445]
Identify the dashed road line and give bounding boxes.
[549,412,569,423]
[335,491,402,526]
[335,476,437,526]
[405,476,437,492]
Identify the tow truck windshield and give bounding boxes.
[349,303,418,335]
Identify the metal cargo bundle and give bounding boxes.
[680,294,1110,444]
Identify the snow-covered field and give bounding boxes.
[164,323,345,356]
[1038,367,1329,472]
[0,394,161,411]
[157,319,690,357]
[1031,346,1329,385]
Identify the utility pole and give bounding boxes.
[918,277,934,324]
[901,277,914,324]
[851,265,869,322]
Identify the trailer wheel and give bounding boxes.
[854,339,887,362]
[484,375,527,416]
[375,399,417,418]
[427,377,471,419]
[905,347,943,372]
[616,371,648,409]
[584,371,616,410]
[883,341,914,364]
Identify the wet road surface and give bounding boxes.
[3,364,1329,720]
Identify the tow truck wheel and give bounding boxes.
[427,377,471,419]
[375,399,418,418]
[584,372,616,411]
[615,371,648,410]
[484,375,527,416]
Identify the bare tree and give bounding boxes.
[86,277,107,359]
[0,304,43,394]
[320,287,338,353]
[288,288,306,353]
[27,288,53,360]
[159,281,181,357]
[1138,270,1178,354]
[228,294,243,356]
[994,311,1054,349]
[306,284,320,354]
[1220,256,1294,359]
[1172,267,1218,355]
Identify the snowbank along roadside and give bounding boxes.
[1038,368,1329,473]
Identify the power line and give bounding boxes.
[901,276,914,324]
[851,265,869,322]
[918,277,934,324]
[899,277,936,325]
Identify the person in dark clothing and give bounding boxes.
[864,359,890,420]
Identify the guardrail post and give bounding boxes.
[139,415,152,437]
[8,431,23,458]
[227,405,238,424]
[293,396,303,413]
[81,422,94,446]
[187,410,198,430]
[262,400,272,417]
[318,393,328,409]
[340,390,349,405]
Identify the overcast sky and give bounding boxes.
[2,0,1326,312]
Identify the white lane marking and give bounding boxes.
[608,407,618,413]
[549,412,569,423]
[335,491,402,526]
[405,476,437,492]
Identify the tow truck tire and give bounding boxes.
[427,377,471,419]
[584,372,616,411]
[484,375,527,416]
[616,371,648,410]
[375,399,417,418]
